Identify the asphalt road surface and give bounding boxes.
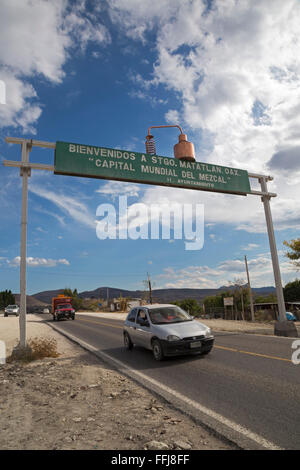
[43,313,300,450]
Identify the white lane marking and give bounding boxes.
[52,326,282,450]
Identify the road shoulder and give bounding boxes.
[0,314,233,450]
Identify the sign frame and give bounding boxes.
[3,135,291,348]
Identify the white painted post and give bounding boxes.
[259,177,286,322]
[19,141,31,348]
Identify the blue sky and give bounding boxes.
[0,0,299,295]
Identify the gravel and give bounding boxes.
[0,314,233,450]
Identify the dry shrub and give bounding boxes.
[8,336,60,362]
[28,336,60,360]
[254,310,274,323]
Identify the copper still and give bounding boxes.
[145,125,195,161]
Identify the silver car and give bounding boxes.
[4,305,19,317]
[123,304,214,361]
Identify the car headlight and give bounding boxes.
[167,335,181,341]
[205,328,212,338]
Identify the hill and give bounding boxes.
[13,294,48,308]
[32,289,64,304]
[32,285,276,305]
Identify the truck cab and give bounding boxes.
[52,295,75,321]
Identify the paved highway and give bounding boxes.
[44,313,300,450]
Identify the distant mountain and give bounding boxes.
[32,285,276,305]
[33,289,64,304]
[218,285,276,295]
[13,294,48,307]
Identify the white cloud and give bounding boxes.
[155,252,298,289]
[8,256,70,267]
[0,0,110,132]
[36,226,47,233]
[109,0,300,233]
[96,181,140,200]
[241,243,260,251]
[30,184,96,229]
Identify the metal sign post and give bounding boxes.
[3,136,297,345]
[259,177,297,336]
[5,137,55,352]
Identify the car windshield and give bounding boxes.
[148,306,192,325]
[57,304,72,309]
[7,305,17,308]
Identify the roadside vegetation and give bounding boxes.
[0,290,15,310]
[172,298,203,317]
[283,279,300,302]
[63,288,83,311]
[7,337,59,363]
[284,237,300,270]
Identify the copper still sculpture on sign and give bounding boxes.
[145,125,195,162]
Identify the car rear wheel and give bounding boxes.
[152,339,164,361]
[124,332,133,350]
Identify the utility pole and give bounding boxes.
[245,255,255,322]
[240,286,245,321]
[147,272,153,304]
[19,140,31,350]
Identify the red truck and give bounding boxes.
[52,295,75,321]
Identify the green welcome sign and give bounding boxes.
[55,141,251,195]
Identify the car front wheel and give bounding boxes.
[201,347,213,356]
[152,339,164,361]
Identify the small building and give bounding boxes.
[128,298,143,309]
[254,301,300,320]
[110,298,142,312]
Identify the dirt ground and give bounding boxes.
[0,315,233,450]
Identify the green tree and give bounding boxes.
[63,287,83,311]
[254,293,277,304]
[284,238,300,269]
[283,279,300,302]
[0,290,15,309]
[173,298,201,316]
[203,294,224,311]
